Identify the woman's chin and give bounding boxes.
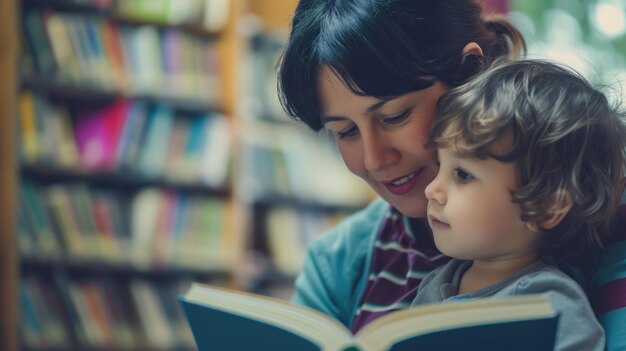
[400,206,428,218]
[386,195,428,218]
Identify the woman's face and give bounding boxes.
[318,67,447,218]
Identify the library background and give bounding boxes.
[0,0,624,350]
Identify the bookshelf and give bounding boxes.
[12,0,376,347]
[16,0,242,350]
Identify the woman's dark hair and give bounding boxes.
[431,59,626,265]
[278,0,526,131]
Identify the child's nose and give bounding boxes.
[425,175,446,205]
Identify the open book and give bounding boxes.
[179,283,559,351]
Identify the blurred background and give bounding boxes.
[7,0,625,350]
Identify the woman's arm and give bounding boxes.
[291,199,387,327]
[591,204,626,351]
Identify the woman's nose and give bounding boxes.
[362,131,398,172]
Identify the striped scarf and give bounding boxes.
[350,207,450,334]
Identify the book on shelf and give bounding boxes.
[19,282,42,347]
[99,18,129,90]
[137,105,174,177]
[19,180,228,267]
[266,207,348,276]
[130,280,177,349]
[21,273,196,350]
[116,0,230,31]
[239,134,372,206]
[128,279,196,349]
[19,277,70,348]
[115,102,148,171]
[44,11,79,84]
[18,90,231,185]
[80,281,115,346]
[198,114,231,187]
[74,99,131,170]
[23,11,58,76]
[203,0,230,31]
[18,91,79,167]
[179,283,559,351]
[249,34,289,122]
[23,8,223,101]
[19,181,63,257]
[18,91,39,164]
[130,188,227,269]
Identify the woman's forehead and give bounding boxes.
[317,66,444,113]
[317,67,381,111]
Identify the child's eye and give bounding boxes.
[383,110,410,125]
[337,125,358,139]
[454,168,474,182]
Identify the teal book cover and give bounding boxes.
[179,283,558,351]
[389,317,557,351]
[181,298,321,351]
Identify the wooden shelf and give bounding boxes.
[23,345,196,351]
[251,195,365,213]
[20,77,223,115]
[21,163,230,197]
[22,0,113,13]
[21,255,230,280]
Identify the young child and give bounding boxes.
[417,59,626,351]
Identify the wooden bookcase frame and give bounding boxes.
[0,0,19,350]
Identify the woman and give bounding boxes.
[277,0,625,348]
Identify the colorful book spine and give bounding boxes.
[74,99,131,170]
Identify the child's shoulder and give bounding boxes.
[515,262,587,298]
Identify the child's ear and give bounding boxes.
[526,189,573,232]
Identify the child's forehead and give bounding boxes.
[436,129,517,164]
[436,139,473,160]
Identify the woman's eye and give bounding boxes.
[454,168,474,182]
[384,110,410,125]
[337,125,358,139]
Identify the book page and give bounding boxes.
[184,283,353,349]
[356,295,555,350]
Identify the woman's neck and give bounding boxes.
[407,217,437,249]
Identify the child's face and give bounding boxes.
[424,134,540,262]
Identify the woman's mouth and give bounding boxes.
[383,170,421,195]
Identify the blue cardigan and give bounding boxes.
[292,199,626,350]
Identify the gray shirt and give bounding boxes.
[411,259,605,351]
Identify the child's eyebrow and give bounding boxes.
[438,145,468,158]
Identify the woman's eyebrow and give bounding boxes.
[321,99,393,124]
[365,99,390,113]
[321,115,346,123]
